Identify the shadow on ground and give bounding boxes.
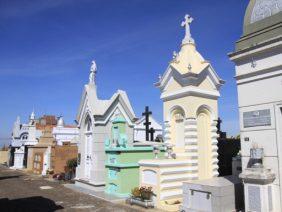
[0,196,63,212]
[0,175,22,181]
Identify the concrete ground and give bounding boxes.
[0,165,163,212]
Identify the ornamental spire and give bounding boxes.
[181,14,194,45]
[89,60,97,84]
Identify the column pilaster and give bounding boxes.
[211,119,219,177]
[163,121,171,144]
[184,117,198,180]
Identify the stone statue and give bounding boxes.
[181,14,194,44]
[89,60,97,84]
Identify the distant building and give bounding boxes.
[10,111,43,168]
[28,117,78,175]
[10,113,78,172]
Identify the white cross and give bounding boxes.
[181,14,194,44]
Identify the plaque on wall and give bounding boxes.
[243,109,271,128]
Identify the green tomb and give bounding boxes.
[104,116,164,197]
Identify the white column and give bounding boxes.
[184,118,198,180]
[211,119,219,177]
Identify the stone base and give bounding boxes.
[139,158,196,211]
[181,176,244,212]
[159,199,182,212]
[75,179,105,192]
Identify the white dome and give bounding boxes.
[251,0,282,24]
[57,116,65,127]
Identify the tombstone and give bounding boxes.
[181,176,244,212]
[12,146,25,169]
[240,147,276,212]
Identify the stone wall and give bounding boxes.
[51,145,78,174]
[0,150,8,164]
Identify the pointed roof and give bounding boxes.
[156,15,224,92]
[170,43,209,75]
[76,61,137,126]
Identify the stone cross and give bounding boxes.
[89,60,97,84]
[181,14,194,44]
[142,106,152,141]
[149,127,155,141]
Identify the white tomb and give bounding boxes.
[52,116,79,146]
[12,146,25,169]
[10,111,42,168]
[181,176,243,212]
[139,14,224,211]
[75,60,137,188]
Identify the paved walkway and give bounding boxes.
[0,165,156,211]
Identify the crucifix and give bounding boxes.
[181,14,194,44]
[142,106,152,141]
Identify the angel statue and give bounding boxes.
[89,60,97,84]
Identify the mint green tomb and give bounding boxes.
[104,116,164,197]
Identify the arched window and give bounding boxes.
[170,107,185,148]
[85,115,92,132]
[20,133,29,140]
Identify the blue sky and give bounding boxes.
[0,0,248,145]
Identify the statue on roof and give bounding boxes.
[89,60,97,84]
[181,14,195,44]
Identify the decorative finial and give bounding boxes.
[158,74,162,81]
[171,51,179,63]
[29,110,35,125]
[57,116,64,127]
[173,51,178,59]
[89,60,97,84]
[30,110,35,120]
[181,14,194,44]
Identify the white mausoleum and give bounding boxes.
[139,14,224,211]
[229,0,282,211]
[75,61,137,188]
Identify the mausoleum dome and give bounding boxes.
[57,116,64,127]
[236,0,282,50]
[244,0,282,26]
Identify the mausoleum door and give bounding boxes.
[175,118,185,148]
[197,111,212,179]
[85,133,92,180]
[23,146,28,168]
[171,110,185,150]
[113,127,119,144]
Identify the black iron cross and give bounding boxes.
[216,117,222,134]
[142,106,152,141]
[149,127,155,141]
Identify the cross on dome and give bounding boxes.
[181,14,195,44]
